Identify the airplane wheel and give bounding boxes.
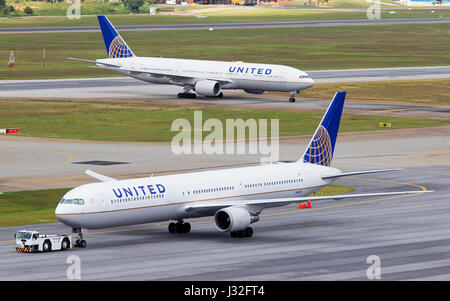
[168,222,176,233]
[289,97,296,103]
[217,92,223,98]
[245,227,253,238]
[175,222,184,233]
[182,222,191,233]
[230,228,253,238]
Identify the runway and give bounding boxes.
[1,66,450,120]
[0,81,449,280]
[2,67,450,96]
[0,166,448,281]
[1,126,449,192]
[1,18,450,34]
[0,124,449,280]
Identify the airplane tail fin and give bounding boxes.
[300,91,346,166]
[97,15,134,58]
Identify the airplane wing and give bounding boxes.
[84,169,117,182]
[184,190,431,213]
[68,57,233,85]
[321,168,401,179]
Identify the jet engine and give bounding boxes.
[214,206,259,232]
[244,89,266,94]
[194,80,221,97]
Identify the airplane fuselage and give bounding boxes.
[97,57,314,93]
[55,162,337,229]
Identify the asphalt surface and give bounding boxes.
[0,125,449,280]
[1,126,449,192]
[1,66,450,94]
[0,82,449,280]
[0,166,448,281]
[1,66,449,120]
[1,18,450,34]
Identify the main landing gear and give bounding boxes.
[177,90,196,99]
[230,227,253,238]
[168,220,191,234]
[72,228,87,248]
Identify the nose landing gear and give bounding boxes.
[289,90,299,103]
[72,228,87,248]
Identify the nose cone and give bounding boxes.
[306,74,314,88]
[55,204,83,228]
[55,204,63,216]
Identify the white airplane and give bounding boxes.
[69,15,314,103]
[55,91,429,247]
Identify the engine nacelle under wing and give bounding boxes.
[214,206,259,232]
[195,80,221,97]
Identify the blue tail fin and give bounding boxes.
[97,15,134,58]
[301,91,346,166]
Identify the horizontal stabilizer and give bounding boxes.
[68,58,120,68]
[85,169,117,182]
[321,168,402,179]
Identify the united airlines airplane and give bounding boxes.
[69,15,314,103]
[55,92,428,247]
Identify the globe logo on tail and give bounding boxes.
[108,36,133,58]
[303,125,332,166]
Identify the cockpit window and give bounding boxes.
[59,198,84,205]
[299,75,310,79]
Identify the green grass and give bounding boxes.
[1,6,449,28]
[1,23,450,80]
[296,79,450,105]
[0,184,355,227]
[309,184,356,196]
[0,189,69,227]
[1,99,448,142]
